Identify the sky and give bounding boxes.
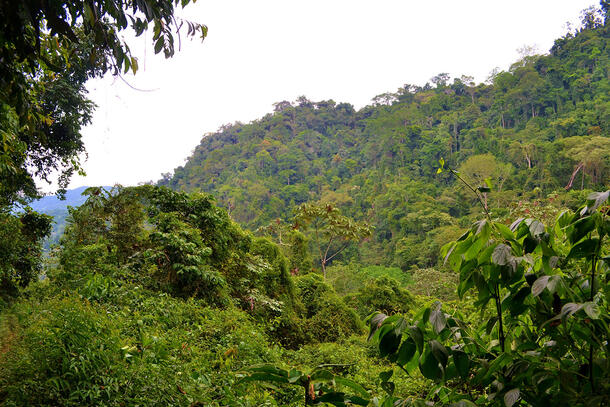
[61,0,600,191]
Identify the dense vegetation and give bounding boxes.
[160,6,610,272]
[1,2,609,407]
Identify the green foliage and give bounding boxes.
[407,268,458,302]
[0,280,284,406]
[294,202,372,277]
[367,191,610,406]
[0,209,51,299]
[327,263,413,296]
[0,1,206,205]
[239,364,369,406]
[59,185,294,313]
[344,276,414,319]
[295,274,364,343]
[160,12,610,271]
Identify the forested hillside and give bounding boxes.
[160,12,610,269]
[1,2,610,407]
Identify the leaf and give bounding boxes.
[379,370,393,383]
[529,220,545,237]
[429,340,449,369]
[492,244,512,266]
[396,338,417,367]
[485,316,498,335]
[379,326,401,358]
[334,376,369,399]
[154,37,164,54]
[584,190,609,214]
[130,57,138,74]
[510,217,525,232]
[567,238,599,259]
[419,351,443,380]
[494,222,514,240]
[408,326,424,353]
[429,302,447,334]
[453,350,469,379]
[504,388,520,407]
[381,380,395,396]
[569,216,595,243]
[560,303,582,320]
[531,276,550,297]
[367,313,388,341]
[311,369,334,382]
[239,372,288,385]
[582,302,600,319]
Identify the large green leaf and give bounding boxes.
[569,216,595,243]
[532,275,550,297]
[429,301,447,334]
[419,351,443,380]
[567,238,599,259]
[453,350,470,379]
[429,340,449,370]
[491,244,512,266]
[408,326,424,353]
[396,338,417,367]
[334,376,369,399]
[379,326,401,358]
[582,302,600,319]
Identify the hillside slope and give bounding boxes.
[160,11,610,269]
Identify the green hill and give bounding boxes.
[159,16,610,270]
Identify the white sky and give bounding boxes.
[61,0,599,190]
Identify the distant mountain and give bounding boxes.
[29,186,91,213]
[28,186,107,250]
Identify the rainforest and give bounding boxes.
[0,1,609,406]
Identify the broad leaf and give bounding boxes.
[492,244,512,266]
[396,338,417,367]
[582,302,600,319]
[504,388,520,407]
[429,301,447,334]
[532,276,550,297]
[567,238,599,259]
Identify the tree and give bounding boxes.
[458,153,513,192]
[293,202,371,278]
[0,0,206,205]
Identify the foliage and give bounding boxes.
[0,209,51,299]
[294,202,372,277]
[344,276,414,319]
[327,263,413,296]
[0,0,206,205]
[160,10,610,272]
[367,191,609,406]
[295,274,364,343]
[59,185,293,313]
[407,268,458,302]
[0,280,284,406]
[239,364,369,406]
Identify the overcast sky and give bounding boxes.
[60,0,599,191]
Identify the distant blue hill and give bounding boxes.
[29,186,92,213]
[26,186,110,250]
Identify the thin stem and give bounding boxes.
[495,283,505,352]
[450,169,492,222]
[589,249,598,392]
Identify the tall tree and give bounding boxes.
[294,202,371,278]
[0,0,206,205]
